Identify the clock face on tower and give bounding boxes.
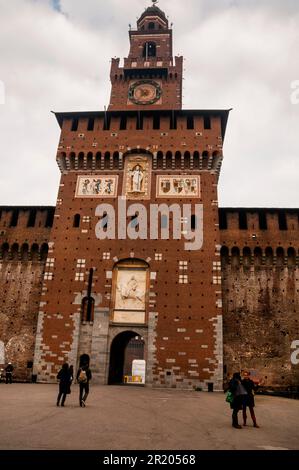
[128,80,162,105]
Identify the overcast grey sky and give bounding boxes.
[0,0,298,207]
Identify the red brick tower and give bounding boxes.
[108,3,182,111]
[33,2,230,391]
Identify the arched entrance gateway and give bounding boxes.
[108,258,149,385]
[108,332,145,385]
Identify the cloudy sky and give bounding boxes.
[0,0,298,207]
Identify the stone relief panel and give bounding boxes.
[156,175,200,198]
[123,155,151,200]
[75,176,118,198]
[113,269,147,324]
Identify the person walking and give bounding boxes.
[56,363,71,407]
[5,362,14,384]
[77,363,92,407]
[242,371,260,428]
[68,365,74,395]
[228,372,248,429]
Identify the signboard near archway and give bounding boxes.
[0,341,5,365]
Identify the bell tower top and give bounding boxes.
[137,1,169,30]
[108,1,183,111]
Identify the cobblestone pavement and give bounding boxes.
[0,384,298,450]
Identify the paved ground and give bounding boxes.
[0,384,298,450]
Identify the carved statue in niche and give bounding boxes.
[123,155,152,199]
[130,165,144,193]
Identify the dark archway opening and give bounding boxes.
[108,332,144,385]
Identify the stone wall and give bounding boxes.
[0,259,46,380]
[0,207,53,380]
[220,208,299,390]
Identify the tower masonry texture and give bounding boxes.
[0,3,298,391]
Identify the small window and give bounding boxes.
[278,211,287,231]
[148,22,155,30]
[103,113,111,131]
[87,117,95,131]
[239,211,248,230]
[71,118,79,132]
[45,209,54,228]
[170,112,177,130]
[204,115,211,130]
[73,214,81,228]
[219,210,228,230]
[27,209,37,228]
[259,211,267,230]
[120,115,127,130]
[153,114,160,129]
[137,113,143,130]
[10,210,19,227]
[143,42,157,58]
[187,115,194,130]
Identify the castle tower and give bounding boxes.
[33,2,230,391]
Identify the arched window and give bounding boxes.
[1,243,9,261]
[166,151,172,169]
[254,247,263,267]
[87,152,93,169]
[193,151,200,169]
[265,247,273,266]
[287,247,296,267]
[220,246,229,266]
[73,214,81,228]
[113,152,119,169]
[11,243,19,261]
[175,151,181,168]
[231,247,240,268]
[31,243,39,262]
[21,243,29,261]
[40,243,48,261]
[78,152,84,170]
[143,42,156,58]
[276,247,285,267]
[157,151,163,169]
[104,152,111,169]
[243,247,251,266]
[202,151,209,169]
[148,22,155,30]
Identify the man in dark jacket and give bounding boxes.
[56,363,71,407]
[77,363,92,407]
[229,372,248,429]
[242,371,260,428]
[5,362,14,384]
